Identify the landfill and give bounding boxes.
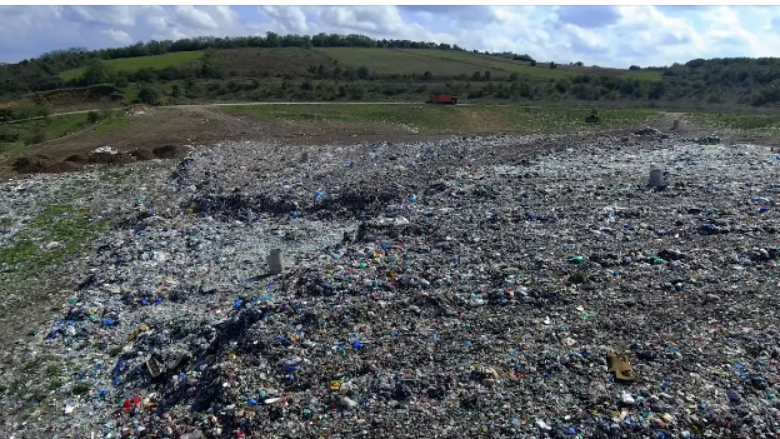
[3,131,780,439]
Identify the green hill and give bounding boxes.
[55,46,663,84]
[395,49,662,81]
[59,51,204,82]
[1,32,780,112]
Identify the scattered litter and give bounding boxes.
[607,350,636,383]
[2,132,780,438]
[125,105,149,116]
[91,146,120,155]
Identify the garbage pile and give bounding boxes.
[634,126,663,136]
[126,105,149,116]
[4,133,780,439]
[93,146,121,155]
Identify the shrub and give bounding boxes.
[87,110,101,124]
[25,129,47,145]
[138,86,162,105]
[153,144,179,158]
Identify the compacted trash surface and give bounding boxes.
[3,133,780,439]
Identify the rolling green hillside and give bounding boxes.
[1,32,780,112]
[315,47,513,78]
[59,51,204,82]
[56,46,662,84]
[397,49,663,81]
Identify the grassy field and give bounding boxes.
[316,48,664,82]
[55,47,663,85]
[222,103,661,134]
[0,113,91,150]
[690,112,780,133]
[316,48,508,78]
[403,49,574,80]
[218,47,333,77]
[59,51,205,81]
[615,69,664,82]
[88,114,136,134]
[0,110,134,167]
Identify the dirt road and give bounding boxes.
[33,101,459,120]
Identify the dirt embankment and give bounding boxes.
[6,106,451,176]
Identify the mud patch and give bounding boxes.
[12,155,79,174]
[87,153,136,166]
[129,148,155,161]
[153,144,184,159]
[12,147,168,175]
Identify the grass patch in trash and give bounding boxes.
[0,170,138,324]
[0,200,111,312]
[0,202,112,314]
[222,104,660,134]
[0,203,105,275]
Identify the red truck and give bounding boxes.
[430,94,458,105]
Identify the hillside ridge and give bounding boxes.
[2,32,780,111]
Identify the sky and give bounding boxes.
[1,5,779,68]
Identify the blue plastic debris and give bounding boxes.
[277,337,292,347]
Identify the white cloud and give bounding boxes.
[2,5,780,69]
[172,6,219,31]
[0,5,62,30]
[259,6,309,34]
[211,5,240,25]
[100,29,133,45]
[64,6,138,28]
[314,6,408,35]
[146,15,168,33]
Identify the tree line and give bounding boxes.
[659,57,780,106]
[33,33,534,63]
